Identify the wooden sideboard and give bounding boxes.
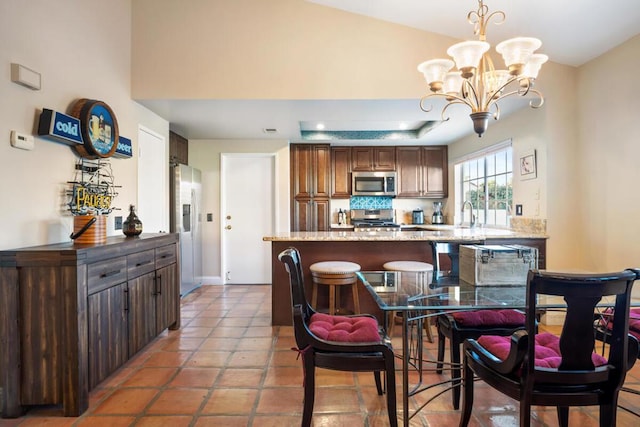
[0,233,180,418]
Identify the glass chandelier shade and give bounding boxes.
[418,0,547,137]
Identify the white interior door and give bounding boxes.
[221,154,275,284]
[137,127,167,232]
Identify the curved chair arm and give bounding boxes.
[464,330,529,375]
[627,334,639,370]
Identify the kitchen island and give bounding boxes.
[264,228,547,325]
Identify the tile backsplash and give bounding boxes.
[349,196,393,210]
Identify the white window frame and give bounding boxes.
[454,140,513,228]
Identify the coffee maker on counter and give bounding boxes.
[432,202,444,224]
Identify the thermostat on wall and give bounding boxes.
[10,131,35,150]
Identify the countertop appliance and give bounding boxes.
[412,208,424,225]
[170,164,203,296]
[351,209,400,232]
[351,171,397,197]
[432,202,444,224]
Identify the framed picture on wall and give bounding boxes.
[519,149,537,180]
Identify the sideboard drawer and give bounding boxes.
[155,244,177,269]
[87,258,127,295]
[127,249,156,279]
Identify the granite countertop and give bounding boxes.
[263,227,547,242]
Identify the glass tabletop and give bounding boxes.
[357,271,637,313]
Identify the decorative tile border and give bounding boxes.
[349,196,393,210]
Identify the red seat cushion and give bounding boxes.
[451,309,525,327]
[478,332,608,369]
[600,308,640,340]
[309,313,381,343]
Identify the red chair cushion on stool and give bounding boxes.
[309,313,381,343]
[478,333,608,370]
[452,309,525,327]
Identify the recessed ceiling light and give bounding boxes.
[316,123,325,130]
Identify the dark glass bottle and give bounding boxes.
[123,204,143,236]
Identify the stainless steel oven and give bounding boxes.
[351,171,397,197]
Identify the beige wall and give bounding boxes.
[0,0,170,250]
[576,34,640,271]
[189,139,290,281]
[131,0,458,101]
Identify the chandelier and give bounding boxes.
[417,0,548,137]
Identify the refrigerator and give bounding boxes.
[170,164,203,296]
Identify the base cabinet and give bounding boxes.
[0,234,180,418]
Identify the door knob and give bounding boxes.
[225,225,232,230]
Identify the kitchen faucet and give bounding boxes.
[461,200,476,228]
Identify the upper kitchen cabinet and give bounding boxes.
[351,147,396,171]
[396,146,448,198]
[291,144,331,231]
[291,144,330,199]
[169,131,188,165]
[331,147,351,198]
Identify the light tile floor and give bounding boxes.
[2,285,639,426]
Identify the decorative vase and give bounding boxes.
[123,205,143,237]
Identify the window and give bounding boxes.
[454,142,512,227]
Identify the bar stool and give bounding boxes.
[310,261,361,315]
[383,261,434,342]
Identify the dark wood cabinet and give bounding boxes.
[291,144,331,231]
[87,283,128,390]
[0,234,180,418]
[169,131,188,165]
[292,198,330,231]
[331,147,351,198]
[396,146,448,198]
[351,146,396,171]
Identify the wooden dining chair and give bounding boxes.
[278,247,398,427]
[459,268,640,427]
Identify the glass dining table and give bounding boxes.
[356,270,638,427]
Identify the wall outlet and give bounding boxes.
[114,216,123,230]
[207,213,213,222]
[515,204,523,216]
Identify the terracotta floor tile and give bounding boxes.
[270,349,301,367]
[121,367,178,387]
[243,326,275,337]
[253,415,307,426]
[315,370,356,386]
[217,368,265,387]
[199,337,239,351]
[201,388,259,415]
[74,415,137,426]
[235,336,274,351]
[217,317,253,327]
[169,367,221,388]
[143,351,192,367]
[160,337,205,351]
[263,366,303,387]
[192,415,251,427]
[255,387,303,414]
[186,350,232,367]
[313,388,360,413]
[311,413,367,426]
[186,317,221,327]
[134,415,193,426]
[146,388,208,414]
[209,326,247,338]
[14,418,75,427]
[175,326,214,338]
[226,350,270,367]
[273,335,297,351]
[91,388,159,415]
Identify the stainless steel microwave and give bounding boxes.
[351,171,397,197]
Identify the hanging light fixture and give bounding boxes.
[418,0,548,137]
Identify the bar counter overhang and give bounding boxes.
[264,229,547,326]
